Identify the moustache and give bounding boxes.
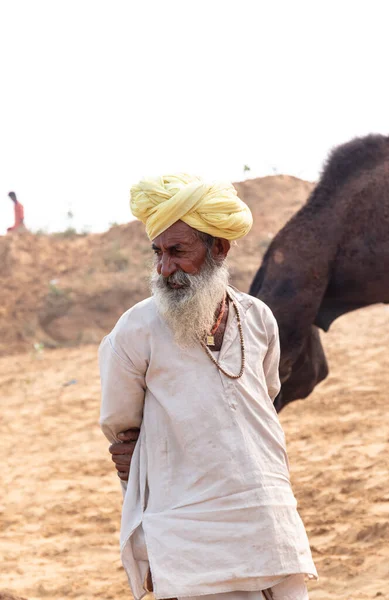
[157,270,193,290]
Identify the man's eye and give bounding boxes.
[153,249,162,256]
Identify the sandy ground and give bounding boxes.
[1,305,388,600]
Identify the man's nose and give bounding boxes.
[159,254,177,278]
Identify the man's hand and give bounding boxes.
[109,428,140,481]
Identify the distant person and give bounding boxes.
[7,191,26,233]
[99,173,317,600]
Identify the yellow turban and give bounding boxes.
[130,173,253,241]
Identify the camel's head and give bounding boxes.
[273,325,328,412]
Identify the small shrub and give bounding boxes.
[62,227,77,238]
[48,281,66,296]
[51,227,78,239]
[80,225,91,236]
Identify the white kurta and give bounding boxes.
[99,287,317,600]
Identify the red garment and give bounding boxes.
[7,201,24,232]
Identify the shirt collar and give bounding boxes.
[227,285,253,314]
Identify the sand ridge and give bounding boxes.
[0,175,313,356]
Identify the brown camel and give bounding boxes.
[249,134,389,411]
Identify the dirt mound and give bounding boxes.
[0,175,313,356]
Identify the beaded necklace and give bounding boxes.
[201,290,245,380]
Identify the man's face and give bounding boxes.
[152,221,209,283]
[150,221,230,347]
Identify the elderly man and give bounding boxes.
[99,174,317,600]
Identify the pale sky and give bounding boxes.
[1,0,388,234]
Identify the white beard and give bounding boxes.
[150,254,229,348]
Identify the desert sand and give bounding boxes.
[1,305,388,600]
[1,176,388,599]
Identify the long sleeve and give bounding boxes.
[262,310,281,402]
[99,334,147,444]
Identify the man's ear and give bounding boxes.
[212,238,231,262]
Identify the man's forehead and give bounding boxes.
[152,221,198,247]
